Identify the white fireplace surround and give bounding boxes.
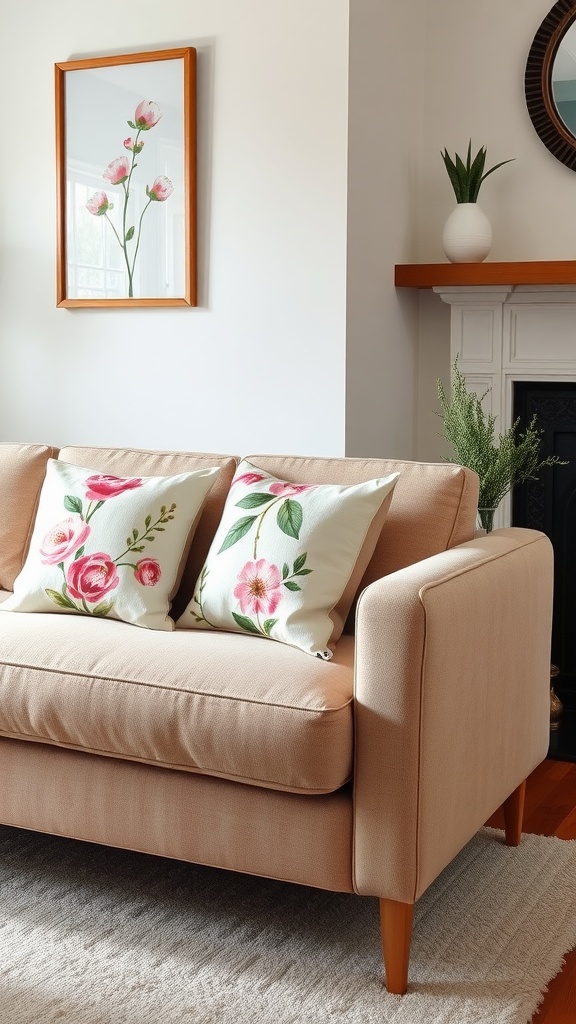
[435,284,576,528]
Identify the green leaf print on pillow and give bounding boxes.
[193,467,317,640]
[218,474,313,559]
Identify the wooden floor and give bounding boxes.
[486,758,576,1023]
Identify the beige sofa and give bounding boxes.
[0,442,554,994]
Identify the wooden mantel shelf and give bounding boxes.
[394,260,576,288]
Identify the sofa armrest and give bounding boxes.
[352,527,553,903]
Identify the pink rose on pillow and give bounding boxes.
[66,553,120,603]
[234,559,283,616]
[40,517,91,565]
[268,482,315,497]
[134,558,161,587]
[84,475,143,501]
[233,471,265,487]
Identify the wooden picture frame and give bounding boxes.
[55,47,196,307]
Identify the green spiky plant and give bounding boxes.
[437,361,566,531]
[441,141,514,203]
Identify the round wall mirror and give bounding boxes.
[525,0,576,169]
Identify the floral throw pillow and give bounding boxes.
[176,460,399,658]
[1,459,220,631]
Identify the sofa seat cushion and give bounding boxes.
[0,610,354,794]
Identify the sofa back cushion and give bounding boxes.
[0,442,58,591]
[58,446,238,619]
[244,456,479,617]
[49,449,478,626]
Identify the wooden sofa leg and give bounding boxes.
[379,898,414,995]
[502,779,526,846]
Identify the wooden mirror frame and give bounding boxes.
[525,0,576,170]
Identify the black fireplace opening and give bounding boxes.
[512,381,576,761]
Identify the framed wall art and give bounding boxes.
[55,47,197,308]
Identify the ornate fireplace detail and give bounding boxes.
[434,284,576,756]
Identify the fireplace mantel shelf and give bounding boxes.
[394,260,576,288]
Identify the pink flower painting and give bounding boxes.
[85,191,111,216]
[146,176,174,202]
[123,137,144,154]
[133,100,161,130]
[86,98,174,299]
[103,156,130,185]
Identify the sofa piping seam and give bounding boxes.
[0,658,354,714]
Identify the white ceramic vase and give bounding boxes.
[442,202,492,264]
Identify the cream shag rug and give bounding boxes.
[1,825,575,1024]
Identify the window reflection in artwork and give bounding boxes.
[67,169,126,299]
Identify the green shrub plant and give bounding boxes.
[437,361,566,531]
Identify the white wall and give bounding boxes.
[416,0,576,462]
[6,1,563,464]
[345,0,425,458]
[0,0,351,456]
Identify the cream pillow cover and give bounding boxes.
[176,459,399,658]
[2,459,220,631]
